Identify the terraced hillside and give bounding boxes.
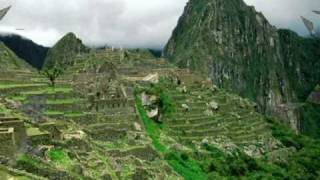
[164,84,277,154]
[0,45,319,179]
[0,48,180,179]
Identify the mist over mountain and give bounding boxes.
[0,0,317,48]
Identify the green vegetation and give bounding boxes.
[140,78,176,118]
[0,21,319,179]
[136,95,167,152]
[43,33,87,74]
[26,128,48,136]
[267,118,320,179]
[136,94,206,179]
[47,149,73,168]
[135,79,320,179]
[299,103,320,138]
[46,98,82,105]
[9,95,27,102]
[16,154,42,170]
[22,86,73,95]
[0,104,10,113]
[41,68,63,87]
[43,111,64,116]
[0,42,33,70]
[64,112,85,118]
[16,153,75,179]
[0,83,45,89]
[164,0,320,130]
[278,29,320,101]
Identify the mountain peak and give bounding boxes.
[61,32,78,41]
[43,32,87,70]
[164,0,320,135]
[164,0,289,114]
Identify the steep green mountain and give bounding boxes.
[164,0,320,133]
[0,42,33,71]
[43,32,87,71]
[0,33,49,69]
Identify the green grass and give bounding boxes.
[22,86,73,95]
[166,152,206,180]
[64,112,85,118]
[26,128,49,136]
[136,96,167,152]
[135,94,206,179]
[0,104,10,113]
[16,154,41,168]
[0,83,46,89]
[105,142,117,149]
[16,153,78,179]
[47,149,73,170]
[47,149,67,162]
[46,98,82,105]
[9,95,27,102]
[44,111,64,116]
[47,149,74,171]
[299,103,320,138]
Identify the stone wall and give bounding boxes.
[94,98,134,109]
[0,117,26,146]
[0,128,16,158]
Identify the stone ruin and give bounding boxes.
[0,117,27,147]
[26,127,50,145]
[0,127,16,158]
[39,122,65,141]
[172,69,209,86]
[90,81,134,113]
[0,115,63,157]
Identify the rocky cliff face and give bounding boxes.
[43,33,87,71]
[278,30,320,101]
[164,0,320,132]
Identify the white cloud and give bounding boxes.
[0,0,318,48]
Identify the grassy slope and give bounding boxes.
[0,42,34,71]
[136,94,206,180]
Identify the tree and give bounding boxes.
[41,67,62,87]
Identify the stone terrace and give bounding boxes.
[159,71,281,156]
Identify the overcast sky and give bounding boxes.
[0,0,319,48]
